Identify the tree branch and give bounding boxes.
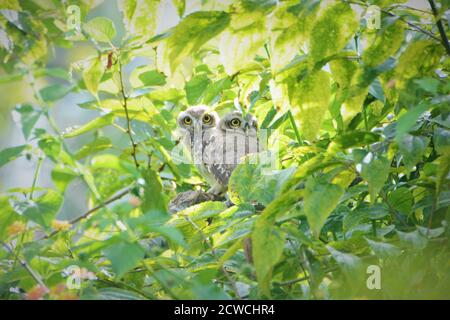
[118,59,140,168]
[42,187,132,240]
[428,0,450,55]
[344,0,441,42]
[1,241,49,292]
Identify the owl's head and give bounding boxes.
[219,111,258,132]
[177,106,219,133]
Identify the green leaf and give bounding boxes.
[365,238,402,258]
[268,3,312,74]
[148,226,187,248]
[398,134,429,171]
[228,153,295,206]
[397,230,427,250]
[253,222,285,297]
[327,246,362,276]
[185,74,210,105]
[309,2,358,64]
[395,102,428,141]
[434,127,450,155]
[335,131,381,149]
[304,178,344,236]
[79,97,158,122]
[39,84,72,102]
[118,0,159,41]
[63,114,115,138]
[169,201,227,228]
[172,0,185,17]
[0,145,27,168]
[43,67,71,81]
[75,136,112,159]
[360,153,390,202]
[103,241,145,277]
[414,77,440,94]
[0,196,19,240]
[12,104,41,140]
[22,189,63,230]
[164,11,230,73]
[138,70,166,86]
[83,17,116,42]
[83,57,104,97]
[388,188,413,215]
[291,70,331,140]
[395,40,443,89]
[362,18,404,67]
[252,189,302,296]
[203,77,231,104]
[38,134,61,161]
[219,10,266,75]
[51,164,78,193]
[141,169,168,216]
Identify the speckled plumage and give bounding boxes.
[177,107,261,195]
[203,111,261,194]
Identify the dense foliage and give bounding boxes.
[0,0,449,300]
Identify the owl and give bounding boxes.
[203,110,262,194]
[176,106,221,191]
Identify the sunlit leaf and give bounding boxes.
[363,18,404,67]
[83,17,117,43]
[83,57,104,97]
[63,114,115,138]
[22,189,63,230]
[304,178,344,236]
[0,145,27,168]
[163,11,229,73]
[12,104,41,140]
[309,3,358,64]
[360,152,390,203]
[290,70,331,140]
[103,240,146,277]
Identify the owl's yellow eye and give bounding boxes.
[203,114,212,124]
[183,116,192,125]
[230,118,241,128]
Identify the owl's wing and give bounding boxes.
[207,163,235,186]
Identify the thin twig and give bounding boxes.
[428,0,450,55]
[273,276,309,286]
[343,0,441,42]
[41,187,132,240]
[1,241,49,292]
[118,59,140,168]
[390,4,433,15]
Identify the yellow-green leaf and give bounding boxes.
[304,178,344,237]
[309,2,358,64]
[83,57,104,97]
[290,70,331,140]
